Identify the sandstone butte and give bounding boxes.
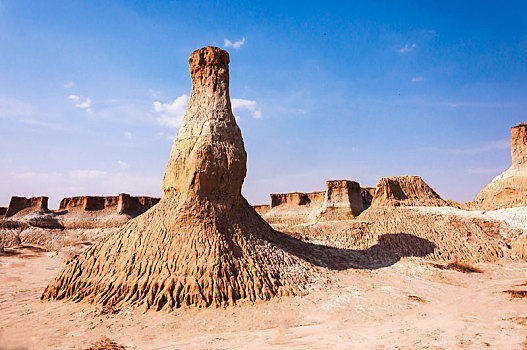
[41,46,315,311]
[474,123,527,209]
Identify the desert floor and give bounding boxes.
[1,245,526,350]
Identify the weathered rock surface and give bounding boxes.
[474,123,527,209]
[278,206,523,264]
[1,194,160,230]
[371,175,447,207]
[5,196,49,218]
[41,47,315,310]
[318,180,365,220]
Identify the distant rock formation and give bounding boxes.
[42,46,314,311]
[1,194,160,230]
[474,123,527,209]
[263,180,373,224]
[262,176,447,224]
[58,194,159,216]
[318,180,364,220]
[370,175,447,207]
[5,196,48,218]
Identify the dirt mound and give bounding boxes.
[277,206,522,264]
[474,123,527,209]
[371,175,447,207]
[41,46,316,311]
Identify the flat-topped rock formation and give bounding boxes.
[318,180,365,220]
[5,196,49,218]
[474,123,527,209]
[370,175,447,207]
[42,46,315,311]
[1,194,160,230]
[263,179,401,224]
[261,177,447,224]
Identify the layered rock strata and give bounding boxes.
[41,47,314,310]
[474,123,527,209]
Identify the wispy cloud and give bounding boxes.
[69,169,107,179]
[411,76,424,83]
[153,94,188,128]
[124,131,132,139]
[148,89,161,98]
[231,98,262,119]
[0,97,33,116]
[398,43,417,53]
[224,37,246,49]
[68,95,92,112]
[64,81,75,89]
[424,140,509,155]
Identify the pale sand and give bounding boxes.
[1,246,526,349]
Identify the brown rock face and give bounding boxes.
[474,123,527,209]
[162,47,245,200]
[371,176,446,207]
[5,196,48,217]
[511,123,527,166]
[41,47,313,310]
[318,180,365,220]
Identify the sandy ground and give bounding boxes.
[1,245,526,350]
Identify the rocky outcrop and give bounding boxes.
[252,204,270,216]
[270,191,325,208]
[264,181,375,224]
[2,194,160,230]
[42,46,315,311]
[371,176,446,207]
[116,193,160,215]
[58,194,159,216]
[474,123,527,209]
[318,180,365,220]
[5,196,49,218]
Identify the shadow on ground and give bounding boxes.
[273,231,436,270]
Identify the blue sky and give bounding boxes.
[1,0,526,208]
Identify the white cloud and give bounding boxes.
[153,94,188,128]
[224,37,246,49]
[411,76,424,82]
[398,43,417,53]
[68,95,92,111]
[231,98,262,119]
[124,131,132,139]
[64,81,75,89]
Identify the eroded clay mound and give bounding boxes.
[474,124,527,210]
[42,46,316,310]
[371,175,447,207]
[278,206,520,264]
